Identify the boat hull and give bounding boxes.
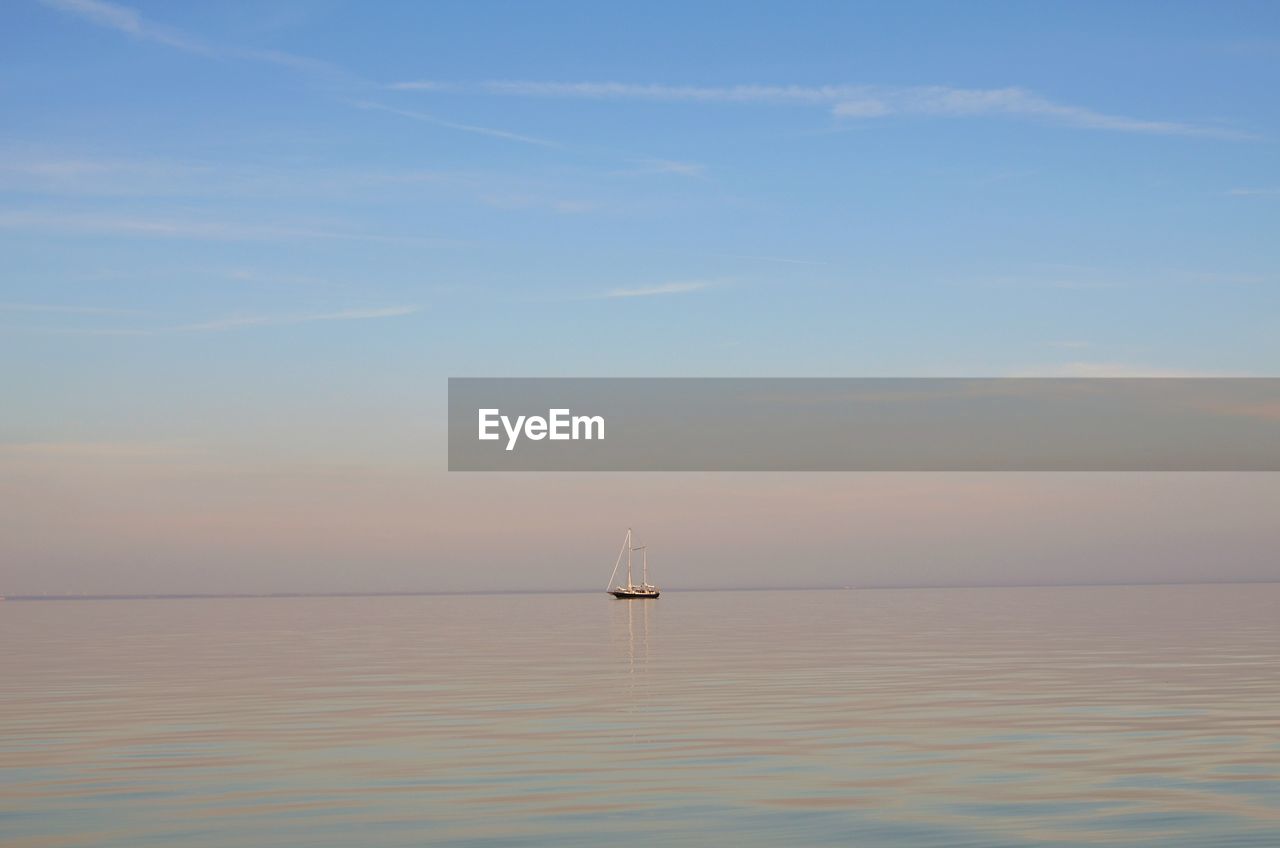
[610,590,660,599]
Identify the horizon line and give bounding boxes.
[5,578,1278,602]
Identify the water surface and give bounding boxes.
[3,585,1278,846]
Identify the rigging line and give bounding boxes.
[606,531,628,590]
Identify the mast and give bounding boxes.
[626,527,633,588]
[642,545,648,587]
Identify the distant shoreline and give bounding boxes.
[4,579,1278,601]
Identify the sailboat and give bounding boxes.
[607,528,660,599]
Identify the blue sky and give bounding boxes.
[2,1,1279,592]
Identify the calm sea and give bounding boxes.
[2,585,1278,847]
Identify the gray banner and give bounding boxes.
[448,378,1280,471]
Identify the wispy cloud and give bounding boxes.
[831,86,1245,137]
[1,154,616,224]
[40,0,354,80]
[18,306,421,336]
[349,101,561,148]
[1,157,199,180]
[0,153,485,203]
[392,80,1251,139]
[40,0,211,52]
[393,80,864,103]
[601,280,718,298]
[0,210,442,244]
[40,1,570,144]
[0,302,141,315]
[0,157,215,197]
[1015,362,1247,378]
[630,159,707,177]
[172,306,420,333]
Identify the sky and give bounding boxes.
[2,1,1278,594]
